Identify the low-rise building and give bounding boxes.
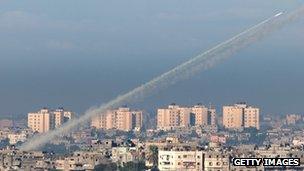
[204,151,230,171]
[7,132,27,144]
[111,147,136,166]
[55,151,106,170]
[158,150,204,171]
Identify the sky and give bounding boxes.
[0,0,303,118]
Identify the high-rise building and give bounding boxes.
[192,104,216,126]
[116,107,133,131]
[53,108,75,128]
[157,104,182,130]
[179,107,192,127]
[133,111,143,130]
[28,108,55,133]
[223,102,260,130]
[53,109,64,128]
[157,104,216,131]
[28,108,75,133]
[91,107,143,132]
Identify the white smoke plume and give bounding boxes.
[20,7,304,151]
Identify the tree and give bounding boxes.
[94,162,117,171]
[147,145,158,168]
[0,138,10,148]
[119,161,146,171]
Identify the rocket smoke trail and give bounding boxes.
[21,7,304,151]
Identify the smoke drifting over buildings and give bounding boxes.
[20,7,304,151]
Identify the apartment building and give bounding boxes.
[157,104,216,131]
[28,108,54,133]
[91,107,143,132]
[223,102,259,130]
[158,150,204,171]
[28,108,74,133]
[192,104,216,126]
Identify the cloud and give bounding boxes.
[155,7,275,23]
[0,10,85,52]
[0,10,92,32]
[0,10,40,30]
[46,40,76,50]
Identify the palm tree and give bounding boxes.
[148,145,159,168]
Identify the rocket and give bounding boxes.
[275,12,283,17]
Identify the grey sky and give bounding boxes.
[0,0,303,118]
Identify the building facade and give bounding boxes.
[204,151,230,171]
[223,102,259,130]
[157,105,182,130]
[28,108,54,133]
[28,108,74,133]
[192,105,216,126]
[158,150,204,171]
[157,104,216,131]
[53,109,64,128]
[7,132,27,144]
[91,107,143,132]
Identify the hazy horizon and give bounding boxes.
[1,0,304,118]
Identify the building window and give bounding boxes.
[209,162,213,166]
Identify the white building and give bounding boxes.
[7,133,27,144]
[111,147,135,166]
[204,152,230,171]
[158,150,204,171]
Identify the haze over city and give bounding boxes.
[1,0,304,118]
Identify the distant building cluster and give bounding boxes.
[91,107,143,132]
[286,114,303,125]
[27,108,74,133]
[0,120,13,129]
[157,104,216,131]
